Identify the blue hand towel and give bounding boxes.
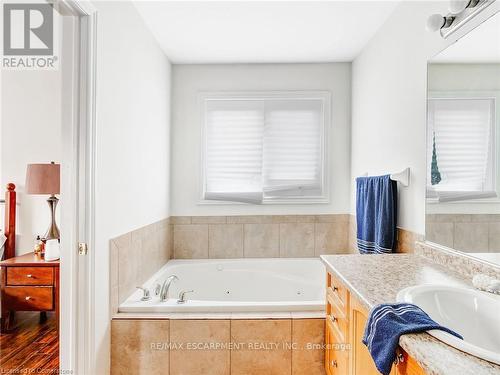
[363,303,463,375]
[356,175,397,254]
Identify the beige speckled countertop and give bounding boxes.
[320,254,500,375]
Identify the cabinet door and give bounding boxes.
[325,317,349,375]
[350,296,380,375]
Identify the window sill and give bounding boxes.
[426,197,500,204]
[197,197,330,206]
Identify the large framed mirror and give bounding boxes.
[426,11,500,266]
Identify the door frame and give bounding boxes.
[57,1,97,373]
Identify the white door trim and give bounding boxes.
[57,1,97,374]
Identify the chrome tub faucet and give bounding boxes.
[136,286,151,301]
[177,290,194,304]
[159,275,179,302]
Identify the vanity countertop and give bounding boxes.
[320,253,500,375]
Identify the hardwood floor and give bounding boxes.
[0,311,59,372]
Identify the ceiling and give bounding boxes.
[432,12,500,63]
[133,1,400,64]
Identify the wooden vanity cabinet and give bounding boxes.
[325,272,350,375]
[325,271,426,375]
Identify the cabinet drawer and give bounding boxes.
[327,272,348,313]
[6,267,54,286]
[3,286,54,311]
[327,292,349,340]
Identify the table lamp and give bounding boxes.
[25,162,61,241]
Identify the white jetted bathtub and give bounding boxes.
[119,258,325,314]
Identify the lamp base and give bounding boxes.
[44,195,60,241]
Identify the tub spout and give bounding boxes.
[160,275,178,302]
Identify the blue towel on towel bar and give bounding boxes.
[356,175,397,254]
[363,303,463,375]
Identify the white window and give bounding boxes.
[202,92,330,204]
[427,97,497,202]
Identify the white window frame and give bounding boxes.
[427,91,499,204]
[198,91,331,205]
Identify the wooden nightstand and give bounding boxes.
[1,253,59,331]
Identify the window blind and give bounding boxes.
[203,96,325,203]
[427,98,495,201]
[204,100,265,203]
[263,100,322,197]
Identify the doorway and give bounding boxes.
[0,1,96,374]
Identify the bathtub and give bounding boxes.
[119,258,325,315]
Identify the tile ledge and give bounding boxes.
[112,311,325,320]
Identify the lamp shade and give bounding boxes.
[25,162,60,195]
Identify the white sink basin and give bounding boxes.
[397,285,500,365]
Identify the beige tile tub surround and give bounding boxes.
[111,215,351,314]
[231,319,292,375]
[170,320,231,375]
[111,319,170,375]
[110,218,172,314]
[209,224,244,258]
[172,214,351,259]
[426,214,500,253]
[291,319,325,375]
[111,318,325,375]
[280,223,315,258]
[244,223,280,258]
[315,221,349,256]
[173,224,209,258]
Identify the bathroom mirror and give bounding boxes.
[426,11,500,265]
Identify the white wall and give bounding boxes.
[171,63,351,216]
[92,1,171,373]
[0,69,62,254]
[350,1,452,235]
